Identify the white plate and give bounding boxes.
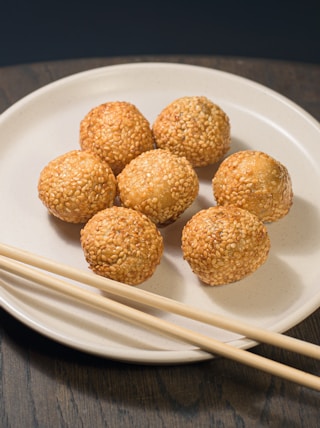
[0,62,320,364]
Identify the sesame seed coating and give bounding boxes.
[181,206,270,286]
[38,150,117,223]
[152,96,231,167]
[117,149,199,224]
[212,150,293,222]
[80,101,154,175]
[80,206,164,285]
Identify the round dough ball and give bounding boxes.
[80,101,154,175]
[152,96,231,167]
[181,205,270,286]
[212,150,293,222]
[117,149,199,224]
[38,150,116,223]
[80,206,164,285]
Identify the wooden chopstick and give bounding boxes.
[0,244,319,391]
[0,242,319,360]
[0,254,320,391]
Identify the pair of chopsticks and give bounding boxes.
[0,242,319,391]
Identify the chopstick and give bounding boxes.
[0,242,318,359]
[0,243,319,391]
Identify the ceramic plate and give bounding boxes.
[1,62,320,364]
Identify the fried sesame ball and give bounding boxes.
[152,96,231,167]
[117,149,199,224]
[181,206,270,286]
[80,206,164,285]
[38,150,116,223]
[212,150,293,222]
[80,101,154,175]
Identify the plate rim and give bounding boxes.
[1,61,320,130]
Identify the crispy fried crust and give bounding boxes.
[80,206,164,285]
[80,101,154,175]
[117,149,199,224]
[212,150,293,222]
[38,150,116,223]
[152,96,230,167]
[182,205,270,286]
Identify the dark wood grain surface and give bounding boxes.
[1,56,319,428]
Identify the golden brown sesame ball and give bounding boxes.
[80,101,154,175]
[152,96,231,167]
[80,206,164,285]
[38,150,116,223]
[181,206,270,286]
[212,150,293,222]
[117,149,199,224]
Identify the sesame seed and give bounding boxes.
[80,101,154,175]
[117,149,199,224]
[80,206,164,285]
[153,96,231,167]
[212,150,293,222]
[38,150,116,223]
[181,205,270,286]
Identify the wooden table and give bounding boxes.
[1,56,319,427]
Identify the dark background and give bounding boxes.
[0,0,319,66]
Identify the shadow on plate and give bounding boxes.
[198,253,303,320]
[194,136,250,183]
[138,255,185,307]
[159,194,213,251]
[48,213,83,245]
[267,195,320,255]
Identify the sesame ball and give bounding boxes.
[117,149,199,224]
[80,206,164,285]
[152,96,231,167]
[181,206,270,286]
[80,101,154,175]
[212,150,293,222]
[38,150,116,223]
